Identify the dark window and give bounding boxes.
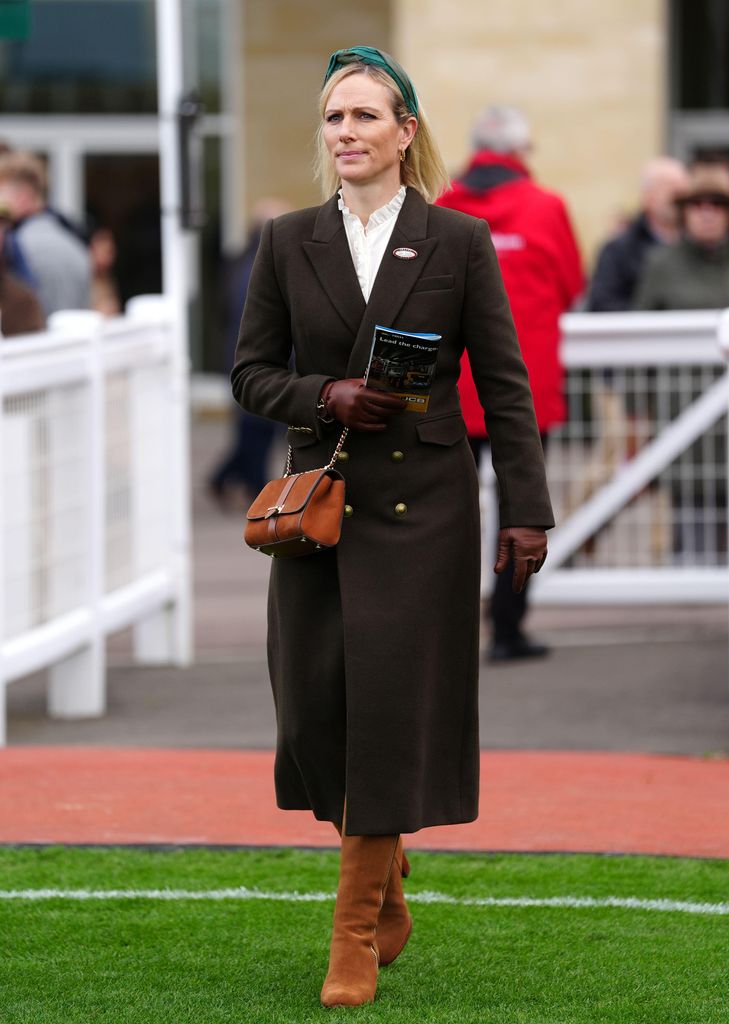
[0,1,157,113]
[671,0,729,109]
[0,0,223,114]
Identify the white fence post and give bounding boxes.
[45,311,106,720]
[126,296,192,665]
[153,0,194,667]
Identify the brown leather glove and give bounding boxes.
[494,526,548,594]
[323,378,406,431]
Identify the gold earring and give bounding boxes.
[400,149,406,163]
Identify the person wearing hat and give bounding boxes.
[231,46,553,1007]
[634,163,729,310]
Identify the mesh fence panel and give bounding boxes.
[3,385,90,640]
[105,363,173,592]
[548,364,728,568]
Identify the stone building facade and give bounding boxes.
[239,0,668,262]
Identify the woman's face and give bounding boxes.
[684,196,729,246]
[322,73,416,191]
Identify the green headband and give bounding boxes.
[323,46,419,119]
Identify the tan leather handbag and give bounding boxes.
[244,428,348,558]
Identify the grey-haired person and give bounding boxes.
[231,46,553,1008]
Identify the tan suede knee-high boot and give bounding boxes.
[320,830,399,1008]
[333,824,412,966]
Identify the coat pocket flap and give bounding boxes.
[415,413,467,446]
[411,274,455,293]
[247,469,342,521]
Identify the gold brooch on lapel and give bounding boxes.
[393,247,418,260]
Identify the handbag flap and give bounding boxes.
[246,469,342,521]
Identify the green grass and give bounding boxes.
[0,846,728,1023]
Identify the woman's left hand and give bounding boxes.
[494,527,548,594]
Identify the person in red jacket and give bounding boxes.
[437,105,584,661]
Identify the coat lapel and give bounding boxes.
[302,195,366,338]
[302,189,439,376]
[345,189,438,377]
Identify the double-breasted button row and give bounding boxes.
[337,448,408,519]
[337,450,405,463]
[343,503,408,518]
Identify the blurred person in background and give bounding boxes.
[208,199,291,510]
[89,227,121,317]
[633,163,729,559]
[0,203,45,336]
[634,163,729,310]
[579,159,688,558]
[0,142,37,289]
[437,105,584,663]
[588,157,689,311]
[231,47,552,1007]
[0,151,90,317]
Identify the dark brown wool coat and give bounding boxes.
[231,188,553,836]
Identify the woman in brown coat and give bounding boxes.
[231,47,553,1008]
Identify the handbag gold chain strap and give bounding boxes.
[283,426,349,477]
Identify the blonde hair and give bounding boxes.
[314,63,449,204]
[0,151,47,199]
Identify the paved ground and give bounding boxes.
[2,415,728,856]
[6,633,729,754]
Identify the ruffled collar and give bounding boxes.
[338,185,406,232]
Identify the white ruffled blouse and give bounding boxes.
[338,185,406,302]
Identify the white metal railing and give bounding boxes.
[511,309,729,605]
[0,297,192,745]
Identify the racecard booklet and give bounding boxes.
[364,324,442,413]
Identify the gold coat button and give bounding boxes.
[344,504,354,518]
[337,450,349,462]
[390,450,405,463]
[394,503,408,516]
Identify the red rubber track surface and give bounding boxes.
[1,748,727,857]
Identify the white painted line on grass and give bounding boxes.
[0,888,727,916]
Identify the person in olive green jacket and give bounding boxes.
[634,163,729,311]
